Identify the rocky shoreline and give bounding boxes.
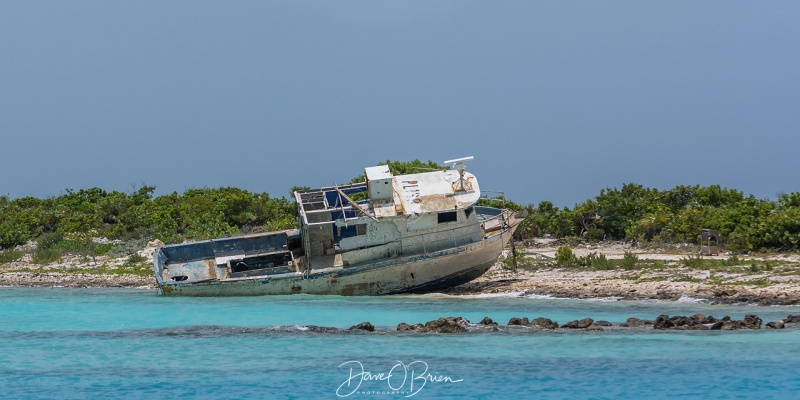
[2,240,800,306]
[0,240,159,289]
[447,241,800,306]
[0,271,154,289]
[447,266,800,306]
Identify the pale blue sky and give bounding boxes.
[1,1,798,207]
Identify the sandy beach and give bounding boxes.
[3,239,799,305]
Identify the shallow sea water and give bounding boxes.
[1,288,799,399]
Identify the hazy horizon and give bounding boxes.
[2,1,798,207]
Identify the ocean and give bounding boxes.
[1,287,798,399]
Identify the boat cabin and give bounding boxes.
[294,161,490,270]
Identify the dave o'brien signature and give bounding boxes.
[336,360,463,397]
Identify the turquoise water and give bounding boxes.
[1,288,799,399]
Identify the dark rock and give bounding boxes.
[676,315,710,329]
[689,314,708,324]
[669,316,692,327]
[702,315,718,324]
[766,320,785,329]
[561,318,594,329]
[529,317,559,329]
[349,322,375,332]
[423,317,468,333]
[710,321,724,330]
[720,322,743,330]
[620,317,653,327]
[742,314,762,329]
[786,315,800,323]
[654,314,722,330]
[653,315,674,330]
[508,317,530,326]
[718,314,762,330]
[397,322,424,332]
[592,320,612,327]
[305,325,339,333]
[479,317,497,325]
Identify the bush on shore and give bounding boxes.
[514,184,800,252]
[1,166,798,254]
[0,186,297,249]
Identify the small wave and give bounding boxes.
[462,291,525,299]
[525,293,557,300]
[393,292,457,299]
[0,325,356,339]
[676,295,707,303]
[414,291,525,299]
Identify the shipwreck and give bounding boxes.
[153,157,518,296]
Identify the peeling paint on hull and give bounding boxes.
[159,231,509,297]
[155,160,517,297]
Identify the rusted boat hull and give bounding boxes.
[158,229,510,297]
[155,158,517,296]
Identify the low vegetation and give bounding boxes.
[0,186,297,249]
[1,161,798,274]
[0,249,23,264]
[549,247,643,271]
[1,160,461,252]
[514,184,800,252]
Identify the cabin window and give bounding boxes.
[438,211,458,224]
[464,207,474,218]
[337,223,367,239]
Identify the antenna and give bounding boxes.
[444,156,474,168]
[443,156,474,192]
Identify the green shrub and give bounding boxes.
[55,239,93,255]
[32,248,63,264]
[584,252,614,270]
[0,224,30,249]
[0,249,24,264]
[127,253,147,265]
[92,243,117,256]
[681,255,708,269]
[36,232,64,250]
[502,249,521,270]
[555,246,579,268]
[106,239,148,258]
[620,251,639,270]
[721,255,741,267]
